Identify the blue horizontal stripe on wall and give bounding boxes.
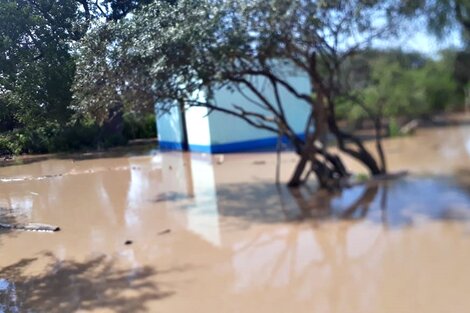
[158,133,305,153]
[159,141,185,150]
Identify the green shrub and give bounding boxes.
[123,113,156,140]
[0,114,159,155]
[388,117,401,137]
[51,123,101,152]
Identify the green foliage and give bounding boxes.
[50,123,101,152]
[0,119,154,155]
[0,0,80,126]
[421,51,462,112]
[0,0,79,154]
[388,117,401,137]
[337,49,463,122]
[422,0,470,43]
[0,122,92,155]
[356,173,370,182]
[72,0,422,136]
[0,0,159,155]
[123,113,157,140]
[1,0,469,157]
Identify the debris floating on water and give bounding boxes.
[0,222,60,232]
[400,119,419,135]
[216,155,225,165]
[158,229,171,235]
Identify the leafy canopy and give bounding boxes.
[73,0,418,128]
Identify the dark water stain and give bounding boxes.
[0,254,175,313]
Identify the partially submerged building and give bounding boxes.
[156,67,311,153]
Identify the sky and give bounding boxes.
[376,15,465,58]
[400,29,463,56]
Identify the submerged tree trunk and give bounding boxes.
[327,109,383,176]
[374,118,387,173]
[288,151,310,187]
[288,111,350,190]
[288,58,387,189]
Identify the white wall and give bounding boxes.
[208,71,311,145]
[155,64,312,151]
[156,104,184,147]
[185,106,212,147]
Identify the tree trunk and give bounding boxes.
[288,132,316,187]
[286,51,387,190]
[328,110,383,175]
[288,154,309,187]
[374,118,387,173]
[288,135,350,189]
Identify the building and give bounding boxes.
[156,67,311,153]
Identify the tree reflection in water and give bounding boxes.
[0,253,174,313]
[288,184,382,221]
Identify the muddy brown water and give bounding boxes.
[1,124,470,313]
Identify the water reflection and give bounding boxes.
[2,139,470,312]
[157,157,470,229]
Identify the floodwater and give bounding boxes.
[1,124,470,313]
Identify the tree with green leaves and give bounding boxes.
[419,0,470,109]
[0,0,156,154]
[0,0,80,152]
[73,0,420,189]
[419,0,470,41]
[339,49,462,120]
